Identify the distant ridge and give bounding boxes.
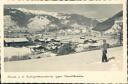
[93,11,123,31]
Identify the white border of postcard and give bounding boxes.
[1,0,127,83]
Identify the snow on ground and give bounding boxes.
[4,47,123,72]
[4,47,31,58]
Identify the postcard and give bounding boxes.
[1,0,127,83]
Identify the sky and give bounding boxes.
[5,4,122,20]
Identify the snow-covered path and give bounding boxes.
[4,47,123,72]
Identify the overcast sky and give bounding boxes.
[5,4,122,20]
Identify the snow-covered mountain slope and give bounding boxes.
[4,8,99,33]
[17,8,58,16]
[27,16,51,32]
[93,11,123,31]
[4,16,17,28]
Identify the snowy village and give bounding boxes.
[4,5,123,71]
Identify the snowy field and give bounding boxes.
[4,47,123,72]
[4,47,31,58]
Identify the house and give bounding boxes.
[4,38,32,47]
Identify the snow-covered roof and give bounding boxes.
[38,39,45,41]
[5,38,29,43]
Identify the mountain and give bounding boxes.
[4,8,99,33]
[4,8,34,27]
[57,13,99,27]
[93,11,123,31]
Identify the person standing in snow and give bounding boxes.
[101,39,108,62]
